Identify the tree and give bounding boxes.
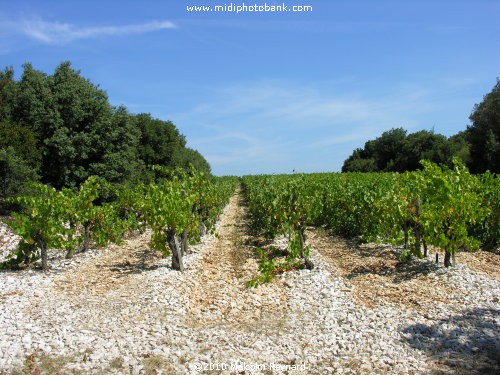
[12,63,64,186]
[448,130,471,166]
[0,61,213,191]
[342,152,377,172]
[12,63,61,139]
[88,106,142,184]
[134,113,186,167]
[0,147,38,199]
[48,61,114,187]
[0,67,17,121]
[468,79,500,173]
[342,128,462,173]
[373,128,408,171]
[400,131,451,171]
[0,121,41,169]
[178,148,211,174]
[341,128,407,172]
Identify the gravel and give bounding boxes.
[0,198,499,374]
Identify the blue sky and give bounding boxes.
[1,0,499,176]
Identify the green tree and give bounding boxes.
[134,113,186,167]
[48,61,113,187]
[342,128,407,172]
[468,79,500,173]
[342,155,377,172]
[0,66,17,121]
[0,147,38,199]
[12,63,61,139]
[88,106,142,184]
[373,128,408,171]
[178,148,211,174]
[448,130,471,166]
[1,61,212,189]
[12,63,64,185]
[342,128,459,173]
[0,121,41,169]
[400,130,451,170]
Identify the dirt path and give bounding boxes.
[183,187,289,331]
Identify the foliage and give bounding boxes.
[143,175,192,257]
[178,147,212,175]
[468,79,500,173]
[245,248,276,288]
[0,62,211,194]
[61,176,126,257]
[0,121,41,169]
[343,128,464,173]
[243,161,497,282]
[474,172,500,251]
[4,184,69,269]
[142,168,237,264]
[0,147,38,199]
[243,174,320,286]
[415,159,488,265]
[2,176,143,269]
[448,130,471,167]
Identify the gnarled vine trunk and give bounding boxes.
[181,229,188,256]
[167,228,184,271]
[298,226,314,270]
[444,251,452,268]
[80,223,91,253]
[40,238,48,270]
[65,220,76,259]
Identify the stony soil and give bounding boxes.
[0,188,499,374]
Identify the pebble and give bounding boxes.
[1,212,499,374]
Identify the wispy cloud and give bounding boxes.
[175,80,435,175]
[18,17,176,44]
[184,81,425,130]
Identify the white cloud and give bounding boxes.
[185,81,424,130]
[175,80,434,175]
[19,17,176,44]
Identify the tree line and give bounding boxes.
[0,61,210,201]
[342,79,500,174]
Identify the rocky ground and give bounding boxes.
[0,189,499,374]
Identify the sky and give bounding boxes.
[1,0,499,176]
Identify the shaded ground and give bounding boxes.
[55,233,162,297]
[308,228,500,374]
[308,230,457,311]
[457,250,500,280]
[403,307,500,375]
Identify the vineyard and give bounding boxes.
[1,168,238,272]
[0,160,499,374]
[243,159,498,284]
